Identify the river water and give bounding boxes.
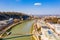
[3,20,34,40]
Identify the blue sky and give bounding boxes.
[0,0,60,15]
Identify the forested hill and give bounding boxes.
[0,12,30,20]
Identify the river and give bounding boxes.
[3,20,35,40]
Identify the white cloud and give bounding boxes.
[34,3,42,6]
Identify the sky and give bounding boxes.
[0,0,60,15]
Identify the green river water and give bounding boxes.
[3,20,34,40]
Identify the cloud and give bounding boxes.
[34,3,42,6]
